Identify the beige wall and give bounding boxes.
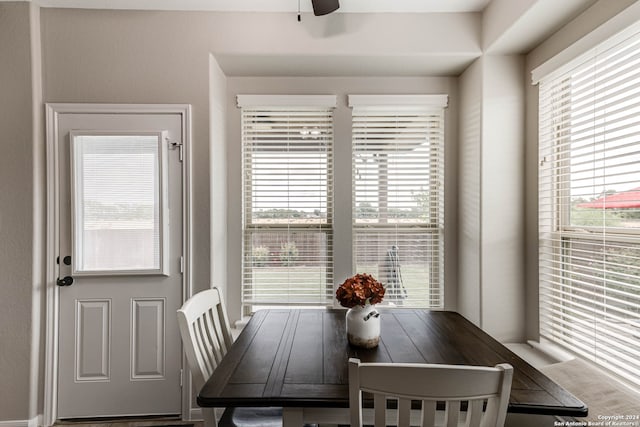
[0,2,41,422]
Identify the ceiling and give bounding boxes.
[26,0,494,13]
[15,0,597,77]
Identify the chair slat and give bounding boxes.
[177,288,229,426]
[421,400,436,427]
[445,400,460,427]
[374,394,386,427]
[177,287,284,427]
[397,398,411,427]
[204,308,224,365]
[194,318,214,380]
[467,399,484,427]
[210,307,228,356]
[202,316,218,374]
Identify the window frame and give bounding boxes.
[69,130,170,277]
[238,96,337,313]
[537,26,640,386]
[349,95,447,309]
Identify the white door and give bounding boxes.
[54,108,184,419]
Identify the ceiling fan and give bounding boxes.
[311,0,340,15]
[297,0,339,22]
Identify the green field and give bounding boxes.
[245,264,439,307]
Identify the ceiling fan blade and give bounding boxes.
[311,0,340,16]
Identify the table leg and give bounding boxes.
[282,407,304,427]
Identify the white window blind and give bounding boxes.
[70,132,169,275]
[240,97,335,310]
[538,27,640,386]
[350,95,446,308]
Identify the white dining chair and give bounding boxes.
[348,358,513,427]
[177,287,283,427]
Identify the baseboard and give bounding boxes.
[527,339,576,363]
[0,419,31,427]
[504,342,561,368]
[189,407,203,421]
[190,407,226,423]
[29,415,42,427]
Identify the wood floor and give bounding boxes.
[54,416,203,427]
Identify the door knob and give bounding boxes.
[56,276,74,287]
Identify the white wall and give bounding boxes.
[224,76,459,322]
[211,12,481,76]
[482,0,539,50]
[481,55,525,341]
[458,59,482,326]
[481,0,598,54]
[458,55,525,342]
[209,55,228,298]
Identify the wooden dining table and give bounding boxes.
[198,308,587,426]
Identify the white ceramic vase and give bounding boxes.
[346,304,380,348]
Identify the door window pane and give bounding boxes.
[71,132,168,274]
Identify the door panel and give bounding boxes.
[56,111,183,419]
[75,299,110,381]
[131,298,166,379]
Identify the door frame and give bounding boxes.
[43,104,193,426]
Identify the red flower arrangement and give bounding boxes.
[336,273,385,308]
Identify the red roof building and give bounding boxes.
[577,187,640,209]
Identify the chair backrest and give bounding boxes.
[177,287,234,387]
[348,358,513,427]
